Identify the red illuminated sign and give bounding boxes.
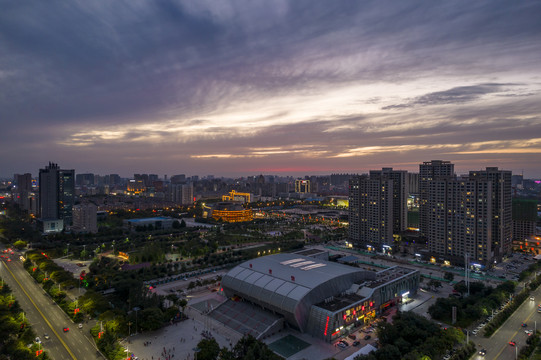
[324,316,329,336]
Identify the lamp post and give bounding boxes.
[133,307,140,335]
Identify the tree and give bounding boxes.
[13,240,27,250]
[179,299,188,312]
[443,272,454,282]
[197,338,220,360]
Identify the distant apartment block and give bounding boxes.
[72,203,98,233]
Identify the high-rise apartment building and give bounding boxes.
[512,198,537,244]
[425,177,493,265]
[419,160,455,237]
[39,162,75,225]
[369,168,408,233]
[469,167,512,258]
[420,161,512,266]
[348,175,393,251]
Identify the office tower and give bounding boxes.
[348,175,393,251]
[512,198,537,244]
[39,162,75,225]
[295,179,311,193]
[469,167,512,259]
[72,203,98,233]
[419,160,455,237]
[369,168,408,233]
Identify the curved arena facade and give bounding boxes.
[222,253,373,332]
[221,252,420,342]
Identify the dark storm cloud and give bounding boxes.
[1,0,541,177]
[382,83,515,110]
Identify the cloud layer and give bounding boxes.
[1,0,541,177]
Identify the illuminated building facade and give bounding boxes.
[127,179,145,194]
[221,253,419,342]
[295,179,311,193]
[210,202,253,222]
[222,190,251,203]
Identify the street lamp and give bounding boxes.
[133,307,140,335]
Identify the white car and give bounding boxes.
[35,337,41,344]
[530,296,535,301]
[78,323,83,329]
[472,329,478,335]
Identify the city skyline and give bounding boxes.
[2,1,541,178]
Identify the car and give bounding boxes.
[337,342,347,349]
[472,329,478,335]
[525,330,533,336]
[478,349,487,356]
[353,341,360,346]
[348,334,356,340]
[522,323,527,327]
[43,334,49,340]
[364,335,371,340]
[35,337,41,344]
[531,296,535,301]
[78,323,83,329]
[509,341,516,346]
[63,327,69,332]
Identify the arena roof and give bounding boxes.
[228,253,364,289]
[221,253,371,331]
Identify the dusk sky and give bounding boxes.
[2,1,541,178]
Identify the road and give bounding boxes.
[469,287,540,360]
[0,254,103,360]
